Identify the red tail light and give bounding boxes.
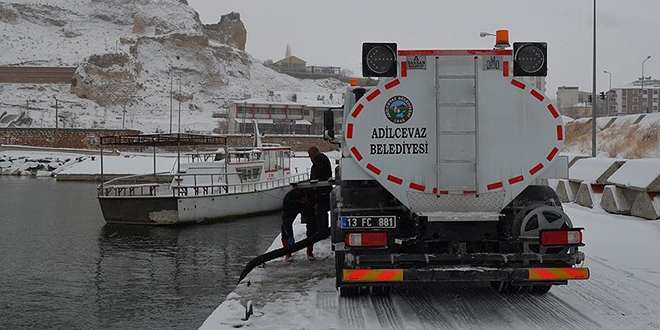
[346,232,387,247]
[541,229,583,246]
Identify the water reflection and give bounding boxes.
[94,217,281,329]
[0,177,282,330]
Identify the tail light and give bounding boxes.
[540,228,583,246]
[346,232,387,247]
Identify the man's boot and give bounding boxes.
[306,245,315,261]
[282,237,293,262]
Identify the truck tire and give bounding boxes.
[530,285,552,294]
[513,185,562,209]
[512,204,573,254]
[490,281,522,294]
[368,286,391,296]
[339,286,361,297]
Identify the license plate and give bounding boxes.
[341,216,396,229]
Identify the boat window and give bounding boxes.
[264,150,272,171]
[251,151,261,162]
[282,150,291,169]
[237,166,261,183]
[277,150,284,170]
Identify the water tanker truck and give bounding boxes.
[324,32,589,296]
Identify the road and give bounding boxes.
[200,203,660,329]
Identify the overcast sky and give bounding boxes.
[188,0,660,97]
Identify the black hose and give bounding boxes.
[237,228,330,284]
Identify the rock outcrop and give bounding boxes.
[203,11,247,51]
[70,53,142,107]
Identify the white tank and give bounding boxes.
[343,49,564,213]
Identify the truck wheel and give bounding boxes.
[513,204,573,254]
[368,286,391,296]
[530,285,552,294]
[490,281,521,294]
[339,286,361,297]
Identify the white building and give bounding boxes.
[608,78,660,115]
[229,91,344,135]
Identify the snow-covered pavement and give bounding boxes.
[200,204,660,330]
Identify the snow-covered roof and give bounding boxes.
[274,56,306,65]
[234,118,311,125]
[234,91,344,108]
[617,79,660,90]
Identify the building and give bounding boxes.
[555,86,610,119]
[519,76,546,94]
[229,91,344,136]
[272,56,307,73]
[608,78,660,115]
[306,66,341,75]
[270,55,342,79]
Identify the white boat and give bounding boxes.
[97,128,309,225]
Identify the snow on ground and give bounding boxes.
[200,204,660,330]
[0,148,88,176]
[0,147,333,177]
[0,148,181,177]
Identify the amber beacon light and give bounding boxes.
[495,29,510,49]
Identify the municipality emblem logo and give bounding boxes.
[384,96,413,124]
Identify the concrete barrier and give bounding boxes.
[606,159,660,219]
[575,182,605,208]
[556,179,579,203]
[630,192,660,220]
[607,159,660,192]
[569,158,626,184]
[564,153,590,167]
[600,185,635,215]
[565,158,625,209]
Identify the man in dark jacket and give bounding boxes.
[305,146,333,260]
[280,188,315,261]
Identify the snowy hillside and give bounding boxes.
[564,113,660,158]
[0,0,345,133]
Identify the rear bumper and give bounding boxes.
[351,251,585,266]
[342,267,590,283]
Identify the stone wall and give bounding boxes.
[0,128,139,149]
[0,66,76,84]
[0,128,337,152]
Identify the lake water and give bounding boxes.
[0,176,282,329]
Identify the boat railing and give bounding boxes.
[99,172,310,198]
[98,172,172,197]
[171,172,310,197]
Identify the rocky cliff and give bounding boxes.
[0,0,343,133]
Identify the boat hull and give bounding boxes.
[98,185,294,225]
